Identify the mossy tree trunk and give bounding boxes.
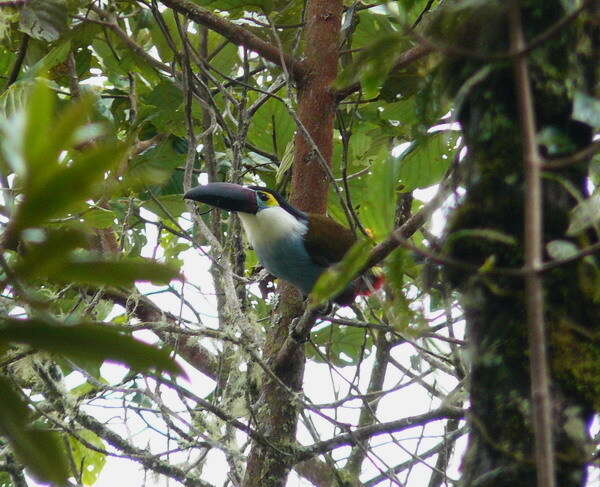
[439,1,600,485]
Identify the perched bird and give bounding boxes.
[184,182,382,305]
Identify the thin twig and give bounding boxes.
[509,3,555,487]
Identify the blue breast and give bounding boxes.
[254,235,324,295]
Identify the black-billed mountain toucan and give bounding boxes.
[184,182,382,305]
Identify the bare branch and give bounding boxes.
[158,0,306,82]
[296,407,464,462]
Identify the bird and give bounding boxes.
[184,182,383,305]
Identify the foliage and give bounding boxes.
[0,0,597,486]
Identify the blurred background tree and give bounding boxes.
[0,0,598,486]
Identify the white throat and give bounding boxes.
[238,207,306,249]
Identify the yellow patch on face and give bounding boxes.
[257,191,279,207]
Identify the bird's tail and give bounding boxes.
[355,267,385,296]
[333,268,384,305]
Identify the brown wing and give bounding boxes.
[304,214,356,267]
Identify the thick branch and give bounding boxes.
[296,407,464,462]
[76,410,213,487]
[102,289,219,380]
[159,0,306,82]
[294,458,337,487]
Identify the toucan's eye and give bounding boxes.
[258,192,269,202]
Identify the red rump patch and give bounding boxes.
[357,274,385,296]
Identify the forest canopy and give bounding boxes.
[0,0,598,486]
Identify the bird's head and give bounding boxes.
[184,183,305,220]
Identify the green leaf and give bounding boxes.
[127,137,186,190]
[567,194,600,236]
[54,257,180,287]
[384,247,407,292]
[141,194,187,219]
[360,156,400,240]
[13,139,128,233]
[0,318,183,375]
[398,131,458,191]
[82,207,116,229]
[337,33,407,98]
[546,240,579,260]
[25,40,72,79]
[193,0,273,15]
[572,91,600,128]
[14,228,89,281]
[0,78,35,119]
[247,98,294,159]
[68,430,107,485]
[22,81,56,178]
[142,79,183,112]
[19,0,68,42]
[308,324,373,367]
[0,376,70,484]
[310,239,373,305]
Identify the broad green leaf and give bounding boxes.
[193,0,273,15]
[14,228,88,280]
[310,239,372,305]
[142,79,182,112]
[211,42,239,76]
[351,11,397,49]
[127,137,186,190]
[398,131,458,191]
[142,194,187,219]
[19,0,67,42]
[13,140,128,233]
[384,247,407,292]
[573,91,600,128]
[91,38,128,80]
[0,318,183,375]
[360,156,401,240]
[68,430,107,485]
[547,240,579,260]
[25,41,71,80]
[22,81,56,177]
[82,207,116,229]
[14,227,178,286]
[337,33,407,99]
[22,82,102,184]
[54,257,180,287]
[0,376,70,484]
[308,324,373,367]
[567,194,600,235]
[146,10,183,62]
[0,78,35,119]
[247,98,294,159]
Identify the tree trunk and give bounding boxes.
[241,0,342,485]
[439,1,600,486]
